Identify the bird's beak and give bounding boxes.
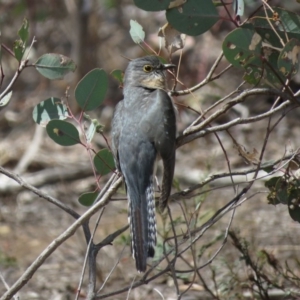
[162,64,176,70]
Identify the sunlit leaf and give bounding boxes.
[233,0,244,17]
[0,91,12,107]
[129,20,145,44]
[32,97,69,126]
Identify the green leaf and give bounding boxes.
[94,149,115,175]
[166,0,219,36]
[250,8,300,48]
[75,69,108,111]
[13,39,24,62]
[265,176,288,205]
[288,201,300,223]
[223,28,262,69]
[265,176,283,189]
[18,18,29,44]
[243,50,285,88]
[46,120,81,146]
[287,180,300,223]
[261,50,285,88]
[223,27,285,88]
[278,38,300,78]
[34,53,76,80]
[111,69,124,85]
[129,20,145,44]
[261,160,275,172]
[133,0,171,11]
[0,91,12,107]
[78,191,98,207]
[32,97,69,126]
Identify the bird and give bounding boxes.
[111,56,177,272]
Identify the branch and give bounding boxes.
[0,166,80,219]
[171,52,230,96]
[184,88,292,136]
[171,152,297,201]
[0,164,93,193]
[177,88,293,147]
[0,37,36,101]
[178,99,291,147]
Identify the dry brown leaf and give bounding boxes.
[158,22,186,54]
[232,141,259,165]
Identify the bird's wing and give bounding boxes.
[142,89,177,211]
[111,100,124,171]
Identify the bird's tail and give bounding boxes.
[128,176,156,272]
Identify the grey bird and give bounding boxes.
[111,56,177,272]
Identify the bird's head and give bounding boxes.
[124,56,176,90]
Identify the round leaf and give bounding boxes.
[166,0,219,36]
[75,69,108,111]
[78,191,98,207]
[133,0,171,11]
[223,28,262,68]
[46,120,81,146]
[93,149,115,176]
[34,53,76,80]
[33,97,69,126]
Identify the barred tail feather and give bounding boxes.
[146,176,156,257]
[128,177,156,272]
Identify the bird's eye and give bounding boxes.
[143,65,153,72]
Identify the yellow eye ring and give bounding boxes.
[143,65,153,72]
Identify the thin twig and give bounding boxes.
[171,52,227,97]
[76,207,106,300]
[98,246,126,292]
